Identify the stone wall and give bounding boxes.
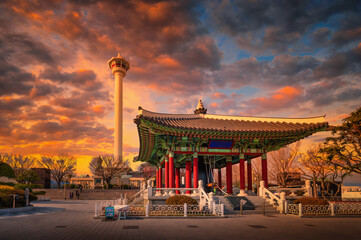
[33,189,139,200]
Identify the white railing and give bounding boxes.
[267,180,313,198]
[96,203,224,217]
[94,196,128,218]
[334,202,361,215]
[287,202,361,217]
[258,180,313,213]
[259,181,286,213]
[143,179,214,210]
[151,188,199,197]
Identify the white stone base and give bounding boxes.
[237,189,248,196]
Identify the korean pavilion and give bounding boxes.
[133,100,328,194]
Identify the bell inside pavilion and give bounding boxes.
[133,100,328,195]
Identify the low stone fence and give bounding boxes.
[95,202,224,218]
[33,189,138,200]
[286,202,361,217]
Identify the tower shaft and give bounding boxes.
[114,72,123,158]
[108,53,130,159]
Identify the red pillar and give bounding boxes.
[262,153,268,188]
[165,157,169,188]
[239,154,245,190]
[169,152,175,188]
[156,168,159,188]
[193,152,198,188]
[226,158,233,194]
[159,166,162,188]
[247,160,252,191]
[186,160,191,194]
[175,167,180,194]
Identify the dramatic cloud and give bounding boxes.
[208,0,361,54]
[0,0,360,174]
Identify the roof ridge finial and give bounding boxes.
[194,99,207,114]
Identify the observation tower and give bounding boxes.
[108,53,130,158]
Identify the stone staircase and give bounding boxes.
[214,195,280,215]
[243,195,280,215]
[214,196,235,214]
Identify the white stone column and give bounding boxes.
[114,72,123,158]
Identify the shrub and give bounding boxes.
[33,191,46,195]
[0,182,16,187]
[122,184,129,189]
[0,162,15,178]
[166,195,198,205]
[15,184,33,192]
[16,170,40,184]
[0,185,38,208]
[294,197,329,205]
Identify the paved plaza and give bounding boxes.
[1,200,361,240]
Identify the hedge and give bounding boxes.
[0,162,15,178]
[166,195,198,205]
[294,197,329,205]
[0,185,38,208]
[0,182,16,187]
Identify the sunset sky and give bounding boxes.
[1,0,360,176]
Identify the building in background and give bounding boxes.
[31,168,51,189]
[70,176,103,189]
[342,185,361,201]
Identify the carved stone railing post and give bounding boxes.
[331,203,335,216]
[280,192,286,213]
[184,203,187,217]
[304,180,312,197]
[259,181,265,197]
[145,203,149,217]
[147,180,153,200]
[95,202,98,218]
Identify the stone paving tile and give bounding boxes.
[0,200,361,240]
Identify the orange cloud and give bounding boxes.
[156,55,181,68]
[210,102,218,108]
[211,92,228,99]
[93,105,105,114]
[245,86,303,114]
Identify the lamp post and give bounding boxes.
[64,176,67,200]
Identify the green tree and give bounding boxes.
[322,107,361,175]
[16,170,40,184]
[0,161,15,178]
[39,154,77,189]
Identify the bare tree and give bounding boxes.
[299,145,322,197]
[252,157,262,190]
[5,154,36,177]
[0,153,11,163]
[269,142,301,187]
[39,154,77,189]
[299,144,344,198]
[89,155,129,188]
